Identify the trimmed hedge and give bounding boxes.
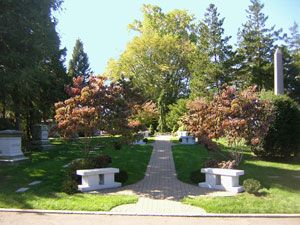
[256,92,300,159]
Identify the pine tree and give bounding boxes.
[0,0,67,133]
[68,39,91,82]
[283,22,300,103]
[190,4,234,98]
[236,0,281,90]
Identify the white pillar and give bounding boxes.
[274,48,284,95]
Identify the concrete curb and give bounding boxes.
[0,208,300,218]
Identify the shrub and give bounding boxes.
[179,138,182,143]
[257,92,300,159]
[115,170,128,183]
[218,160,237,169]
[190,170,205,184]
[143,138,148,143]
[62,178,79,195]
[243,178,261,194]
[204,159,219,168]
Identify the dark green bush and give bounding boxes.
[115,170,128,184]
[0,118,14,130]
[190,170,205,184]
[143,138,148,143]
[256,92,300,159]
[62,178,79,195]
[243,178,261,194]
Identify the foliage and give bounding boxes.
[0,0,68,137]
[62,178,79,195]
[68,39,92,82]
[106,5,196,131]
[283,22,300,103]
[55,76,137,152]
[203,159,219,168]
[190,4,234,98]
[115,170,129,184]
[166,99,188,132]
[243,178,262,194]
[149,124,155,135]
[256,92,300,159]
[198,136,220,151]
[184,86,273,164]
[236,0,281,90]
[190,170,205,184]
[132,101,159,128]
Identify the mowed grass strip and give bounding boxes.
[172,144,300,213]
[0,136,152,210]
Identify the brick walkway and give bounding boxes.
[99,135,232,215]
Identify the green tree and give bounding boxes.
[106,5,196,131]
[236,0,281,90]
[190,4,234,98]
[283,22,300,103]
[166,99,188,132]
[68,39,91,82]
[0,0,67,137]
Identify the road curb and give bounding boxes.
[0,208,300,218]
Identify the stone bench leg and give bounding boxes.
[220,175,243,193]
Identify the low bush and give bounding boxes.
[143,138,148,143]
[243,178,261,194]
[190,170,205,184]
[62,178,79,195]
[115,170,128,184]
[203,159,237,169]
[203,159,219,168]
[256,92,300,159]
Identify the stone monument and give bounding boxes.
[0,130,28,163]
[31,124,52,150]
[274,48,284,95]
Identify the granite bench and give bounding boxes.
[199,168,244,193]
[76,167,121,192]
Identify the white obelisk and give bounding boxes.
[274,48,284,95]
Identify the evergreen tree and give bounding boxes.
[0,0,67,134]
[190,4,234,98]
[283,22,300,103]
[236,0,281,90]
[68,39,91,82]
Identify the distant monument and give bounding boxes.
[31,124,53,150]
[0,130,28,163]
[274,48,284,95]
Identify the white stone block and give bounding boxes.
[199,168,244,193]
[180,136,195,145]
[77,168,121,192]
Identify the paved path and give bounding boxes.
[1,212,299,225]
[100,135,232,215]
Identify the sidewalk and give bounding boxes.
[100,135,232,215]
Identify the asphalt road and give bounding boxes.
[0,212,299,225]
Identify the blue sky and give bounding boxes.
[54,0,300,75]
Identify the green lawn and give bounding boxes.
[0,136,152,211]
[172,143,300,213]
